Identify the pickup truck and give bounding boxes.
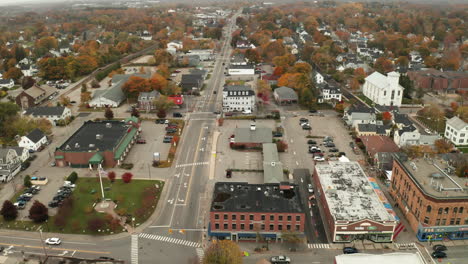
[270,255,290,264]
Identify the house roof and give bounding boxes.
[0,148,14,161]
[92,80,126,104]
[365,71,401,90]
[0,78,13,84]
[26,128,46,143]
[25,106,67,117]
[447,116,467,131]
[229,64,254,69]
[346,104,373,115]
[181,74,203,85]
[262,143,284,184]
[274,86,298,101]
[8,146,25,156]
[360,136,400,156]
[138,90,160,101]
[223,85,254,96]
[234,126,272,144]
[394,113,413,127]
[23,85,56,99]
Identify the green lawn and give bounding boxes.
[2,178,164,235]
[356,94,373,106]
[416,116,446,134]
[457,147,468,154]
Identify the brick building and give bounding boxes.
[209,182,305,242]
[313,162,398,243]
[390,155,468,241]
[407,69,468,93]
[54,118,140,168]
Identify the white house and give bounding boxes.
[445,116,468,146]
[0,78,14,89]
[394,126,440,147]
[167,41,183,55]
[315,71,324,84]
[89,80,127,108]
[10,146,29,163]
[222,85,256,112]
[363,71,404,107]
[24,106,72,125]
[18,128,47,152]
[0,148,21,182]
[140,30,152,40]
[343,105,376,128]
[228,64,255,75]
[318,83,342,103]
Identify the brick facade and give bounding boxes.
[408,70,468,93]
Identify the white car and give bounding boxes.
[45,238,61,245]
[314,156,325,162]
[271,255,290,264]
[307,184,314,193]
[242,110,252,114]
[424,128,432,134]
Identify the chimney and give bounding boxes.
[387,71,400,89]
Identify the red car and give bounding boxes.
[136,139,146,144]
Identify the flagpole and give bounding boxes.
[98,165,105,200]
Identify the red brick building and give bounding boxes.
[313,162,398,243]
[407,69,468,93]
[390,155,468,241]
[209,182,305,241]
[54,118,140,168]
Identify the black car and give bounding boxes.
[433,245,447,252]
[299,118,308,123]
[309,109,317,113]
[18,195,31,201]
[325,142,335,148]
[273,132,283,137]
[98,257,115,260]
[48,201,59,208]
[155,119,166,124]
[173,112,183,118]
[163,136,173,143]
[302,125,311,130]
[431,251,447,258]
[329,148,339,152]
[166,128,177,134]
[307,140,317,145]
[343,247,358,254]
[226,170,232,178]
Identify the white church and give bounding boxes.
[363,71,404,107]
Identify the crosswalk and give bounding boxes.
[395,242,416,249]
[308,243,331,249]
[139,233,201,248]
[131,234,138,264]
[196,248,205,263]
[175,161,209,168]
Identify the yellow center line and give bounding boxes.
[0,242,110,255]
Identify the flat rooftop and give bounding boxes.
[262,143,284,184]
[315,161,396,222]
[211,182,303,213]
[234,127,272,144]
[397,157,468,199]
[335,253,425,264]
[58,120,130,152]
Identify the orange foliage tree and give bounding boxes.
[122,76,151,98]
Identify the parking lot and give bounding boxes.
[125,120,172,167]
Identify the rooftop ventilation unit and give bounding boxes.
[106,123,112,128]
[89,144,95,148]
[74,143,80,148]
[96,134,103,140]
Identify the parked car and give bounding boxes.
[155,119,166,124]
[270,255,290,264]
[307,184,314,193]
[299,118,308,123]
[166,128,177,134]
[273,131,283,137]
[163,136,173,143]
[136,139,146,144]
[173,112,183,118]
[314,156,325,162]
[50,162,56,167]
[14,201,26,210]
[324,136,334,142]
[325,142,336,148]
[339,152,346,157]
[22,193,33,198]
[48,201,60,208]
[302,125,311,130]
[307,140,317,145]
[226,170,232,178]
[18,195,31,201]
[98,257,115,260]
[329,148,339,152]
[20,162,30,171]
[343,247,358,254]
[242,110,252,114]
[431,251,447,258]
[63,181,76,188]
[309,109,317,113]
[433,245,447,252]
[45,238,62,245]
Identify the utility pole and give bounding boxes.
[38,229,48,258]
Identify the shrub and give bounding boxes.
[24,175,32,188]
[84,206,94,214]
[29,201,48,223]
[1,200,18,221]
[122,172,133,183]
[67,171,78,183]
[87,217,105,232]
[120,163,134,170]
[107,171,116,183]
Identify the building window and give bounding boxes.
[278,225,283,231]
[450,218,455,225]
[287,215,292,221]
[287,225,291,230]
[460,207,464,213]
[444,207,449,214]
[269,224,274,230]
[296,215,301,221]
[456,218,461,225]
[438,208,443,214]
[295,225,300,231]
[240,215,245,220]
[465,218,468,225]
[224,214,228,220]
[453,207,458,214]
[249,224,253,230]
[435,219,440,226]
[224,224,228,229]
[424,217,429,224]
[270,215,274,221]
[261,215,265,220]
[215,214,219,220]
[261,224,265,230]
[231,214,236,220]
[232,224,237,229]
[249,215,254,220]
[215,224,219,229]
[441,219,447,225]
[279,215,283,221]
[426,205,432,213]
[241,224,245,229]
[461,133,466,137]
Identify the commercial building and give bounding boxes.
[363,71,404,107]
[335,253,425,264]
[0,148,21,182]
[390,155,468,241]
[209,182,305,241]
[231,123,272,149]
[313,161,398,242]
[54,118,140,168]
[222,85,256,112]
[445,116,468,146]
[16,84,56,109]
[262,143,284,183]
[273,86,298,105]
[228,64,255,76]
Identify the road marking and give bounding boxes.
[0,236,95,245]
[308,243,331,249]
[296,161,299,165]
[196,248,205,263]
[138,233,200,248]
[0,242,110,254]
[175,162,209,168]
[293,151,296,155]
[131,234,138,264]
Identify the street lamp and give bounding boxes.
[38,229,48,258]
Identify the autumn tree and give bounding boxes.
[104,107,114,119]
[292,62,312,74]
[149,74,169,93]
[244,48,261,64]
[203,240,242,264]
[272,54,296,68]
[456,106,468,122]
[29,201,48,223]
[122,76,151,98]
[157,63,170,79]
[154,49,173,66]
[4,67,23,82]
[21,76,35,89]
[153,95,175,118]
[257,80,271,104]
[87,217,105,232]
[382,111,393,121]
[1,200,18,221]
[434,139,453,154]
[373,57,394,74]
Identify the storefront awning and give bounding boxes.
[55,155,64,159]
[89,153,103,164]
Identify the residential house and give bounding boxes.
[393,113,441,147]
[445,116,468,146]
[315,71,325,84]
[15,84,57,109]
[359,135,400,162]
[19,64,33,76]
[180,74,204,92]
[24,106,72,125]
[0,78,14,89]
[140,30,152,40]
[363,71,404,107]
[137,90,160,111]
[356,123,390,137]
[222,85,256,112]
[343,105,376,128]
[89,80,127,108]
[231,53,247,66]
[0,148,21,182]
[166,41,183,55]
[273,86,298,105]
[235,40,256,49]
[317,83,342,103]
[261,74,280,85]
[18,128,47,152]
[9,146,29,163]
